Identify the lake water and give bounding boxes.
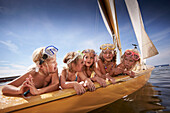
[89,66,170,113]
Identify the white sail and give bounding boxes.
[98,0,122,57]
[125,0,159,60]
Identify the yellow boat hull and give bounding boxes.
[0,67,154,113]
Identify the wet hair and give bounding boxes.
[28,47,54,72]
[82,49,96,72]
[99,50,117,63]
[32,47,53,65]
[63,52,82,72]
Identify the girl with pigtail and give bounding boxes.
[79,49,107,87]
[60,51,95,95]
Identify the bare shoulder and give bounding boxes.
[77,71,84,76]
[97,59,102,63]
[60,67,67,77]
[77,71,87,81]
[98,59,103,65]
[116,63,124,69]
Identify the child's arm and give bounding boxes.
[94,67,115,84]
[110,64,124,76]
[30,69,60,95]
[78,72,96,92]
[94,67,106,79]
[124,70,135,78]
[60,69,79,88]
[105,73,116,84]
[2,81,28,95]
[2,72,31,95]
[92,68,107,87]
[97,59,107,75]
[60,69,86,95]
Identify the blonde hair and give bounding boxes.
[28,47,53,72]
[99,50,117,63]
[82,49,96,72]
[32,47,44,65]
[63,52,82,72]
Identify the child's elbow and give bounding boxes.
[2,85,10,94]
[2,86,6,94]
[54,81,60,90]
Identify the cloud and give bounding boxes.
[5,64,27,69]
[151,27,170,42]
[0,69,26,78]
[0,40,19,54]
[0,63,27,78]
[6,31,20,38]
[0,61,9,63]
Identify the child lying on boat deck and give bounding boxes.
[114,49,141,77]
[97,43,117,83]
[60,51,96,95]
[79,49,107,87]
[2,45,60,96]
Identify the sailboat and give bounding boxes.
[0,0,158,113]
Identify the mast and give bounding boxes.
[98,0,122,61]
[113,0,122,57]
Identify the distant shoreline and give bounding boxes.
[155,64,170,67]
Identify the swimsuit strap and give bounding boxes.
[75,73,78,81]
[90,71,95,78]
[104,63,114,71]
[66,69,77,81]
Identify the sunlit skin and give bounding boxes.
[102,50,114,62]
[115,56,137,77]
[2,55,59,96]
[97,49,116,84]
[42,55,58,74]
[60,58,92,95]
[84,53,94,67]
[83,52,107,87]
[124,56,136,70]
[72,58,84,72]
[98,50,116,74]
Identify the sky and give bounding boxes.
[0,0,170,77]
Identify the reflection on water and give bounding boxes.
[90,66,170,113]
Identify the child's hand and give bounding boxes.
[18,81,28,94]
[106,73,116,84]
[114,67,124,75]
[95,77,107,87]
[130,71,135,78]
[73,83,86,95]
[109,78,116,84]
[25,75,39,95]
[124,71,135,78]
[84,78,96,92]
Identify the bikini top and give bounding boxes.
[65,69,77,81]
[104,63,114,72]
[85,70,95,78]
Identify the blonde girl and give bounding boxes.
[2,45,59,96]
[60,51,95,95]
[115,49,141,77]
[80,49,107,87]
[97,43,117,83]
